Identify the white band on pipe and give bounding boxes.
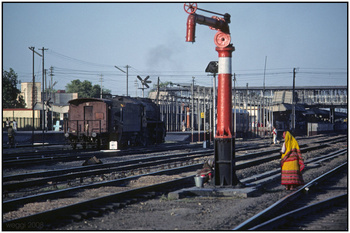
[218,57,232,74]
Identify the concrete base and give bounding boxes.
[168,184,260,200]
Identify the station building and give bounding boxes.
[3,82,77,130]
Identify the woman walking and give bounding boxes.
[280,131,305,190]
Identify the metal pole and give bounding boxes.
[209,98,212,142]
[30,47,35,145]
[213,73,216,139]
[191,77,195,142]
[42,48,45,140]
[233,73,236,138]
[126,65,129,96]
[39,47,48,146]
[100,74,103,98]
[28,47,42,145]
[292,68,296,132]
[197,86,200,142]
[262,56,267,137]
[114,65,129,96]
[203,87,206,141]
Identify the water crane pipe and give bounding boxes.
[186,13,230,43]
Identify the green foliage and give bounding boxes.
[65,79,111,98]
[2,68,26,108]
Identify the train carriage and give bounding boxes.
[65,98,112,149]
[64,96,166,149]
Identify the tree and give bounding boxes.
[65,79,111,98]
[2,68,26,108]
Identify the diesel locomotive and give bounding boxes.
[64,96,166,149]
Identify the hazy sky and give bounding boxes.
[2,2,347,96]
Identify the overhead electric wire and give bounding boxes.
[43,50,346,91]
[48,50,115,68]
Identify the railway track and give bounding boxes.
[234,162,347,230]
[2,143,204,167]
[3,134,344,169]
[3,137,341,197]
[3,137,346,230]
[3,149,212,192]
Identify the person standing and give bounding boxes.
[272,127,277,144]
[12,119,17,131]
[280,131,304,190]
[7,125,15,148]
[5,118,10,129]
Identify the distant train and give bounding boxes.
[233,109,250,138]
[64,96,166,149]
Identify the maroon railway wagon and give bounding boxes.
[64,96,166,149]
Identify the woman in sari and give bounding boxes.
[280,131,305,190]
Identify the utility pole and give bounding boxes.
[191,77,195,142]
[156,77,160,104]
[114,65,130,96]
[44,69,47,100]
[49,66,55,100]
[233,73,236,138]
[28,46,42,145]
[246,83,249,138]
[39,47,48,143]
[197,86,200,142]
[99,74,103,98]
[292,68,296,133]
[49,66,55,130]
[134,79,138,97]
[262,56,267,137]
[44,69,48,131]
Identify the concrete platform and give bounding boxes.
[168,184,260,199]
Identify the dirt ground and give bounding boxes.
[55,140,347,230]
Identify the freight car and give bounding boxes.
[64,96,166,149]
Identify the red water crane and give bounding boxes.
[184,3,242,187]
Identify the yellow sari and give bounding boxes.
[281,131,304,186]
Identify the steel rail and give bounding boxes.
[3,150,213,191]
[2,142,204,164]
[240,148,347,186]
[3,149,211,181]
[4,135,343,167]
[2,175,196,230]
[4,147,346,229]
[4,141,335,191]
[249,193,347,230]
[3,141,275,182]
[1,141,235,167]
[233,162,347,230]
[5,144,346,213]
[236,143,329,170]
[3,163,203,213]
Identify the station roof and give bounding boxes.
[272,103,306,112]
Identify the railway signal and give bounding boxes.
[137,75,152,98]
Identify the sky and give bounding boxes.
[2,2,348,97]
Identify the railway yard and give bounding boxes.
[2,133,347,230]
[2,2,347,231]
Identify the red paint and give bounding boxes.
[215,45,234,138]
[186,14,196,42]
